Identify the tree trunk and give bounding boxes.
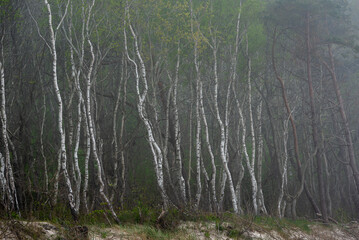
[272,27,321,217]
[124,7,169,210]
[44,0,77,219]
[323,44,359,207]
[305,12,328,222]
[172,43,187,205]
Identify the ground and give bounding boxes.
[1,218,359,239]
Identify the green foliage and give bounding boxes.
[0,0,21,25]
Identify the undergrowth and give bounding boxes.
[252,215,311,233]
[0,203,336,240]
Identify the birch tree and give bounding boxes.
[41,0,78,219]
[0,32,19,213]
[83,0,119,222]
[124,4,169,210]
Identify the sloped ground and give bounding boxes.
[1,219,359,239]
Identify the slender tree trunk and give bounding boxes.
[323,44,359,205]
[161,80,179,205]
[110,55,124,203]
[247,59,258,215]
[218,169,227,211]
[85,1,118,222]
[272,28,321,216]
[194,59,202,210]
[190,0,202,210]
[82,104,90,213]
[172,42,187,205]
[232,4,243,214]
[44,0,78,219]
[278,117,289,218]
[256,101,267,214]
[68,4,83,214]
[305,12,328,222]
[119,58,128,208]
[199,80,218,211]
[0,36,19,213]
[39,75,48,193]
[124,6,169,210]
[187,80,193,204]
[212,44,238,214]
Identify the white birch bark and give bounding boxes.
[232,4,243,214]
[246,57,258,215]
[199,80,218,211]
[235,123,245,214]
[278,117,289,218]
[124,6,169,210]
[234,88,258,215]
[172,42,187,205]
[67,1,84,214]
[0,152,7,203]
[110,55,124,203]
[39,74,49,192]
[233,34,258,215]
[52,150,61,206]
[164,74,180,205]
[82,104,90,213]
[43,0,78,217]
[119,57,128,207]
[194,80,202,210]
[256,101,267,214]
[212,44,238,214]
[218,169,227,211]
[84,0,118,222]
[0,38,18,212]
[201,157,212,211]
[235,159,245,214]
[190,0,202,210]
[187,78,193,204]
[72,81,82,214]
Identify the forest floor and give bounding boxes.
[1,216,359,240]
[86,220,359,240]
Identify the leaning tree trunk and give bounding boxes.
[272,27,321,217]
[305,12,328,222]
[322,44,359,209]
